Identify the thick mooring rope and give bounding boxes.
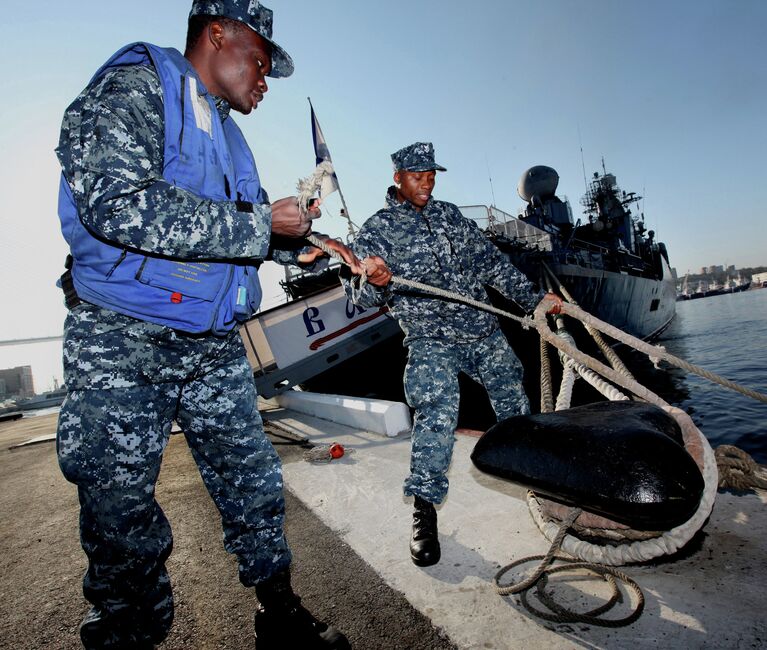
[542,262,636,381]
[539,337,554,414]
[306,232,767,405]
[715,445,767,491]
[541,302,767,405]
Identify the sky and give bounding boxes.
[1,0,766,390]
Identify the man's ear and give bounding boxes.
[208,21,226,51]
[393,171,401,186]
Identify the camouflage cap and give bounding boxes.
[189,0,294,78]
[391,142,447,173]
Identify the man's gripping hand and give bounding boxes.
[297,236,364,276]
[270,196,321,238]
[362,256,392,287]
[544,292,564,315]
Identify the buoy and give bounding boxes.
[329,443,345,459]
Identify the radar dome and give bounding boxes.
[518,166,559,203]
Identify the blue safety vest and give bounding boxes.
[58,42,265,335]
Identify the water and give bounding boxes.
[651,289,767,464]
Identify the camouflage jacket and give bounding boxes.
[56,62,303,266]
[345,188,541,344]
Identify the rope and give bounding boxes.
[307,233,534,328]
[542,262,636,381]
[715,445,767,491]
[555,363,577,412]
[307,232,767,405]
[539,337,554,414]
[537,302,767,405]
[494,508,645,627]
[573,362,630,402]
[553,328,629,407]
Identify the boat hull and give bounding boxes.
[544,261,677,340]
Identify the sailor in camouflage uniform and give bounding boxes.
[55,2,358,648]
[344,142,559,567]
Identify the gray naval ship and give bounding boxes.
[472,163,677,341]
[240,165,677,403]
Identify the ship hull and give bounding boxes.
[542,261,677,340]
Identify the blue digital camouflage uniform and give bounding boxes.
[345,148,541,504]
[56,63,303,647]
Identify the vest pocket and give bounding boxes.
[136,257,226,301]
[233,266,262,317]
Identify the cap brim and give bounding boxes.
[401,163,448,172]
[267,41,294,78]
[253,30,294,78]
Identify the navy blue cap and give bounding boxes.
[391,142,447,172]
[189,0,294,78]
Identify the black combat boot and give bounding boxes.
[79,607,156,649]
[254,569,350,649]
[410,496,441,567]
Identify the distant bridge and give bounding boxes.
[0,336,64,348]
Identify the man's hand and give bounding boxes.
[297,236,364,276]
[544,292,564,315]
[270,197,321,238]
[362,256,393,287]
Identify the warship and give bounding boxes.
[477,163,676,340]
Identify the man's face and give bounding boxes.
[210,24,272,115]
[395,170,436,211]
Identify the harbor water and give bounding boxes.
[655,288,767,464]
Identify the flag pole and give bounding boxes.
[307,97,357,239]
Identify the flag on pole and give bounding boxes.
[310,100,340,199]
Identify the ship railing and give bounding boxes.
[567,237,613,256]
[459,204,554,251]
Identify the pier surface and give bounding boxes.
[1,405,765,649]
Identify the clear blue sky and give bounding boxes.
[1,0,766,378]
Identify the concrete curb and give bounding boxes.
[274,391,411,438]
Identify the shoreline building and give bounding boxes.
[0,366,35,400]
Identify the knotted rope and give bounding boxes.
[494,507,645,626]
[715,445,767,491]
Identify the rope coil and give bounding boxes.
[715,445,767,491]
[494,508,645,627]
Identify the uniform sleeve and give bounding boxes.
[268,233,328,269]
[57,65,271,261]
[341,216,393,307]
[455,206,543,312]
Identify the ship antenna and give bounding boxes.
[642,184,652,232]
[578,125,588,190]
[485,155,497,207]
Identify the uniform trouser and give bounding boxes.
[402,329,530,504]
[56,305,291,648]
